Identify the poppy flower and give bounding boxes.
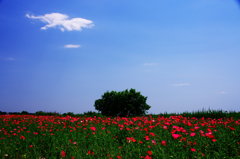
[145,136,150,140]
[144,155,152,159]
[61,150,66,157]
[147,151,153,155]
[161,140,167,146]
[172,134,181,139]
[20,136,26,140]
[90,127,96,131]
[190,148,196,152]
[190,132,196,137]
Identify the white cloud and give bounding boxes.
[0,57,16,61]
[64,44,81,48]
[26,13,94,32]
[143,63,159,66]
[171,83,191,87]
[218,91,228,95]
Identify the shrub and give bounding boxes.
[0,111,7,115]
[62,112,75,117]
[83,111,103,117]
[94,88,151,116]
[35,111,60,116]
[20,111,30,115]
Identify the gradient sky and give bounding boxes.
[0,0,240,114]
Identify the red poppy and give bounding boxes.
[161,140,167,146]
[172,134,181,139]
[147,151,153,155]
[144,155,152,159]
[20,135,26,140]
[90,127,96,131]
[190,132,196,137]
[87,150,94,155]
[190,148,196,152]
[61,150,66,157]
[145,136,150,140]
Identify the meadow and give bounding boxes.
[0,112,240,159]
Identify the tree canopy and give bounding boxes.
[94,89,151,116]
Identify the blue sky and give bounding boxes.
[0,0,240,114]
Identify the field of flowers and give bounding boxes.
[0,114,240,159]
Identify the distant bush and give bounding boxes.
[8,112,21,115]
[62,112,75,116]
[35,111,60,116]
[0,111,7,115]
[20,111,30,115]
[151,110,240,119]
[94,88,151,117]
[181,110,240,119]
[83,111,103,117]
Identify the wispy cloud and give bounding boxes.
[143,62,159,66]
[64,44,81,48]
[218,91,228,95]
[26,13,94,32]
[0,57,16,61]
[171,82,191,87]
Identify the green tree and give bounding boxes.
[94,88,151,116]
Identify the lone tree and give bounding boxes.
[94,88,151,116]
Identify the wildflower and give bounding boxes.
[20,135,26,140]
[172,134,181,139]
[145,136,150,140]
[87,150,94,155]
[190,132,196,137]
[147,150,153,155]
[126,128,131,131]
[90,127,96,131]
[144,155,152,159]
[205,132,214,139]
[212,139,217,142]
[179,137,186,142]
[228,126,235,130]
[194,126,200,130]
[163,125,168,129]
[149,132,155,136]
[190,148,196,152]
[61,150,66,157]
[151,140,156,145]
[126,137,136,143]
[161,140,167,146]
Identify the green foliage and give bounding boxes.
[0,111,7,115]
[94,88,151,116]
[151,110,240,119]
[83,111,103,117]
[20,111,29,115]
[62,112,75,116]
[35,111,60,116]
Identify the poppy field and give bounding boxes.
[0,114,240,158]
